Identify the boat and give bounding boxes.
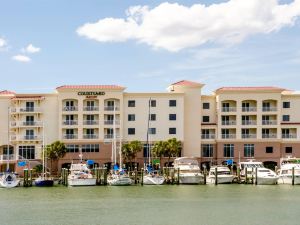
[278,157,300,184]
[68,162,96,186]
[0,171,20,188]
[174,157,204,184]
[207,166,234,184]
[239,160,279,185]
[143,97,165,185]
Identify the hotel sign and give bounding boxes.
[78,92,105,96]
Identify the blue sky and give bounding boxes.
[0,0,299,94]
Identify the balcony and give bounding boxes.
[242,107,257,112]
[63,106,78,111]
[282,134,297,139]
[262,107,277,112]
[104,120,120,125]
[63,134,78,139]
[221,134,236,139]
[83,106,99,111]
[262,134,277,139]
[10,107,42,113]
[83,120,99,125]
[222,120,236,126]
[83,134,99,139]
[0,154,15,161]
[201,134,216,139]
[242,134,257,139]
[104,106,120,111]
[262,120,277,125]
[62,120,78,126]
[242,120,257,125]
[10,135,42,141]
[10,121,43,127]
[104,134,120,139]
[222,107,236,112]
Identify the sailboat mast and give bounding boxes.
[146,98,151,166]
[42,122,45,179]
[119,120,122,169]
[7,107,10,171]
[113,101,117,166]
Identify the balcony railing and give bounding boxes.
[63,106,78,111]
[201,134,216,139]
[0,154,15,161]
[222,134,236,139]
[10,121,43,127]
[282,134,297,139]
[10,135,42,141]
[104,120,120,125]
[242,134,257,139]
[104,134,120,139]
[262,134,277,139]
[242,120,257,125]
[222,120,236,126]
[62,120,78,126]
[262,120,277,125]
[63,134,78,139]
[83,120,99,125]
[10,107,41,113]
[262,107,277,112]
[242,107,257,112]
[83,106,99,111]
[104,106,120,111]
[83,134,99,139]
[222,107,236,112]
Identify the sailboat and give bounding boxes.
[107,103,132,186]
[0,108,20,188]
[35,125,54,187]
[143,98,165,185]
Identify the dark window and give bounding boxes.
[128,128,135,135]
[3,146,14,155]
[169,114,176,121]
[285,147,293,154]
[128,114,135,121]
[203,103,210,109]
[169,128,176,134]
[66,144,79,153]
[282,115,290,122]
[202,116,210,123]
[244,144,254,157]
[169,100,176,107]
[202,144,213,157]
[128,100,135,107]
[266,147,273,153]
[150,114,156,121]
[283,102,290,108]
[143,144,153,158]
[223,144,234,157]
[19,146,35,159]
[150,100,156,107]
[149,128,156,135]
[82,144,99,153]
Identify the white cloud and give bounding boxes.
[0,37,7,48]
[77,0,300,52]
[22,44,41,54]
[12,55,31,63]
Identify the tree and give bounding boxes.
[121,140,142,169]
[152,141,167,168]
[165,138,182,166]
[45,141,67,174]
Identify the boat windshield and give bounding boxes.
[180,169,200,173]
[241,163,263,170]
[176,159,198,166]
[258,169,271,173]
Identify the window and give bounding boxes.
[128,100,135,107]
[25,130,34,139]
[266,146,273,153]
[128,114,135,121]
[128,128,135,135]
[282,115,290,122]
[66,144,79,153]
[19,146,35,159]
[82,144,99,153]
[3,146,13,155]
[149,128,156,135]
[150,100,156,107]
[169,114,176,121]
[150,114,156,121]
[285,147,293,154]
[202,116,210,123]
[143,143,154,158]
[283,102,290,108]
[244,144,254,157]
[26,102,34,111]
[203,103,210,109]
[202,144,213,157]
[169,100,176,107]
[169,128,176,134]
[224,144,234,157]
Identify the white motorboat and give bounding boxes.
[207,166,234,184]
[0,172,20,188]
[107,172,132,186]
[240,160,279,185]
[143,171,165,185]
[278,157,300,185]
[68,163,96,186]
[174,157,204,184]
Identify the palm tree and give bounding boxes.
[121,140,142,169]
[45,141,67,174]
[121,143,133,166]
[152,141,167,169]
[165,138,182,166]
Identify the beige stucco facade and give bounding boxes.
[0,80,299,172]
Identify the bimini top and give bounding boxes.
[56,85,126,90]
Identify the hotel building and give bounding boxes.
[0,80,299,172]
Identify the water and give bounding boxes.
[0,185,299,225]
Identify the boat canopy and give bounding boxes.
[174,157,198,165]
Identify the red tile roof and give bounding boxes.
[0,90,16,95]
[216,86,286,92]
[11,96,45,100]
[56,85,125,90]
[171,80,203,87]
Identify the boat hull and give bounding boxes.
[207,175,234,184]
[68,178,96,186]
[143,175,164,185]
[0,173,20,188]
[256,176,278,185]
[108,176,132,186]
[178,174,204,184]
[35,179,54,187]
[278,176,300,185]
